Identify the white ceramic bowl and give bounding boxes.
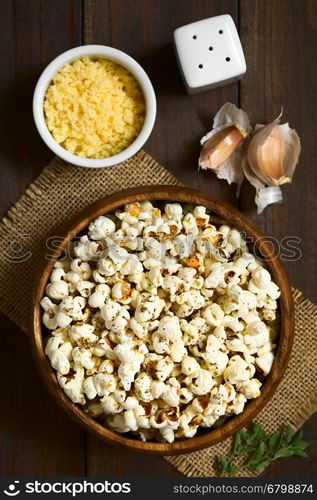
[33,45,156,168]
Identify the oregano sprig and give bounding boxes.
[215,422,309,476]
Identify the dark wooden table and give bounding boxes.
[1,0,316,477]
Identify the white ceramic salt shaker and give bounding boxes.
[174,15,246,94]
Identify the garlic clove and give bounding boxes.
[278,123,301,179]
[257,126,285,182]
[199,124,247,171]
[247,116,301,186]
[215,138,249,195]
[242,154,265,191]
[243,116,301,214]
[242,155,283,213]
[242,154,282,214]
[199,103,251,191]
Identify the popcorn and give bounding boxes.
[244,321,270,349]
[65,271,81,291]
[45,281,69,301]
[224,355,251,384]
[113,389,126,403]
[204,264,222,289]
[151,380,166,399]
[93,373,117,396]
[58,366,85,404]
[88,284,111,308]
[109,414,130,433]
[134,373,153,402]
[130,318,146,338]
[99,359,114,374]
[204,334,222,363]
[122,396,139,410]
[88,216,116,240]
[183,213,199,235]
[256,351,275,375]
[179,387,194,404]
[191,369,215,395]
[121,255,143,275]
[148,266,163,287]
[135,300,157,322]
[158,316,182,343]
[101,395,122,414]
[117,352,143,391]
[75,235,102,261]
[239,378,262,399]
[70,259,92,280]
[41,297,59,329]
[72,346,95,370]
[169,341,187,362]
[161,386,180,407]
[40,296,57,313]
[251,267,271,289]
[98,258,116,276]
[202,303,224,326]
[165,203,183,219]
[111,281,131,303]
[124,409,138,431]
[45,338,72,375]
[100,300,122,322]
[84,377,98,400]
[50,268,65,282]
[69,323,98,345]
[181,356,200,376]
[77,280,95,298]
[160,425,176,443]
[228,393,247,414]
[42,201,279,444]
[156,356,174,381]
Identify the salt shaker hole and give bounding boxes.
[198,64,203,69]
[226,57,231,61]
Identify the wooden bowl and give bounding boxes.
[30,185,294,455]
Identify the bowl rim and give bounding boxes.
[30,185,294,455]
[32,44,157,168]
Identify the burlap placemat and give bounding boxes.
[0,150,316,477]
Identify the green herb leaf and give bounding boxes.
[215,455,238,476]
[285,425,293,445]
[251,422,267,442]
[273,448,295,459]
[290,429,309,450]
[247,441,267,465]
[214,422,309,476]
[268,431,283,456]
[233,432,242,455]
[249,459,270,471]
[293,450,308,458]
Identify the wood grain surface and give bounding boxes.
[0,0,316,477]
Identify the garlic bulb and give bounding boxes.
[199,103,251,192]
[243,116,301,213]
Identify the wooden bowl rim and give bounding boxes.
[30,185,294,455]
